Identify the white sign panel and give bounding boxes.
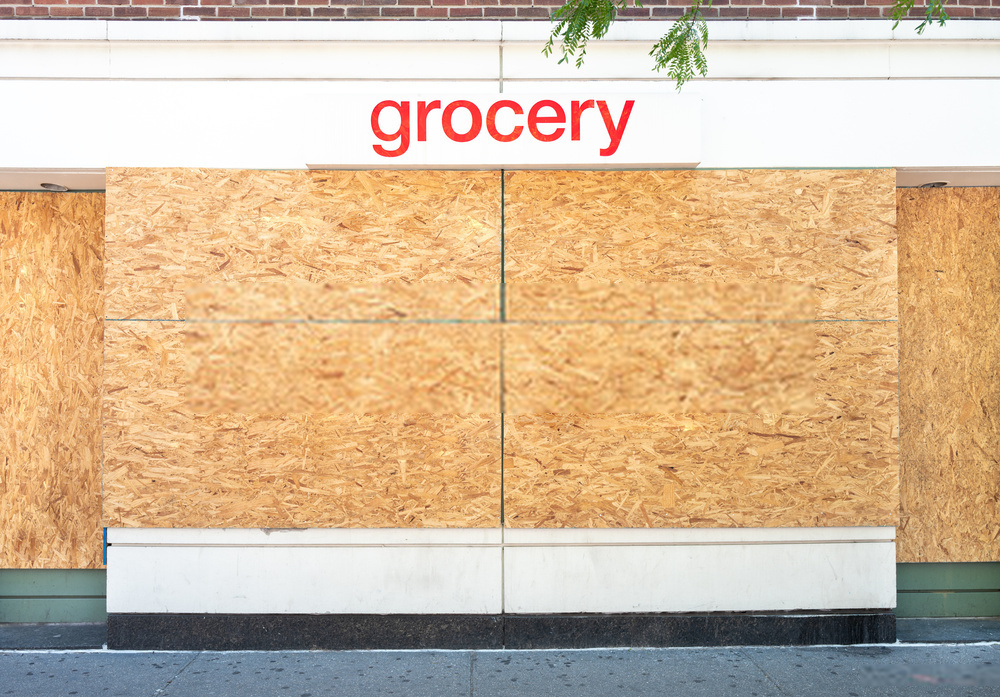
[310,94,701,168]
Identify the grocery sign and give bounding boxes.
[309,94,701,168]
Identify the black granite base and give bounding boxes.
[504,611,896,649]
[107,611,894,650]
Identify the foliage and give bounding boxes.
[648,0,711,89]
[546,0,951,89]
[543,0,631,69]
[890,0,950,33]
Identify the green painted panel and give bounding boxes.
[0,598,107,623]
[897,591,1000,619]
[0,570,107,597]
[0,570,107,623]
[897,563,1000,592]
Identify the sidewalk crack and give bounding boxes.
[150,651,200,697]
[739,648,792,697]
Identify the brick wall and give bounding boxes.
[1,0,997,20]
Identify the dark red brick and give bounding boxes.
[313,6,346,14]
[114,5,148,14]
[515,5,549,14]
[415,6,448,14]
[84,5,114,13]
[50,6,86,14]
[717,5,748,15]
[217,5,250,14]
[484,6,516,15]
[284,6,311,14]
[250,6,284,14]
[16,5,50,13]
[782,6,814,15]
[816,6,850,15]
[847,6,881,14]
[449,6,484,14]
[651,5,685,15]
[382,5,416,13]
[345,5,382,14]
[748,5,781,15]
[182,5,217,13]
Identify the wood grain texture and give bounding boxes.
[187,281,498,321]
[508,281,816,321]
[504,323,817,414]
[505,321,898,528]
[105,169,502,319]
[187,322,499,414]
[0,193,104,568]
[504,170,897,321]
[898,188,1000,562]
[103,322,501,528]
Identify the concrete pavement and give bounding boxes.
[3,643,1000,697]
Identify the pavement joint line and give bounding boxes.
[149,651,200,697]
[738,647,793,697]
[469,649,476,697]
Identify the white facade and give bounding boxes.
[7,19,997,617]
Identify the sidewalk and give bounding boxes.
[2,620,999,697]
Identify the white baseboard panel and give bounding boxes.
[106,527,895,615]
[107,529,503,614]
[504,539,896,614]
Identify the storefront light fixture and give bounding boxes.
[919,181,949,188]
[40,182,70,192]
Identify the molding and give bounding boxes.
[0,20,997,44]
[107,526,893,547]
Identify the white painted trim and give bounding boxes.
[107,527,503,546]
[504,541,896,613]
[107,526,893,547]
[504,526,895,545]
[3,38,997,81]
[105,527,896,614]
[107,543,504,614]
[0,20,997,44]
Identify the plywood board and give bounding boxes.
[105,169,502,319]
[504,323,817,414]
[505,321,898,528]
[187,322,500,414]
[897,188,1000,562]
[504,170,897,321]
[0,192,104,568]
[187,280,498,321]
[507,281,816,321]
[103,322,501,528]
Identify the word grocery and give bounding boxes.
[371,98,636,158]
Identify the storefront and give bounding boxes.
[1,19,998,649]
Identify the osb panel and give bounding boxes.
[0,193,104,568]
[105,169,502,319]
[505,321,898,528]
[187,322,500,414]
[504,170,897,320]
[187,281,498,321]
[104,322,501,528]
[507,281,816,321]
[504,323,817,414]
[897,188,1000,562]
